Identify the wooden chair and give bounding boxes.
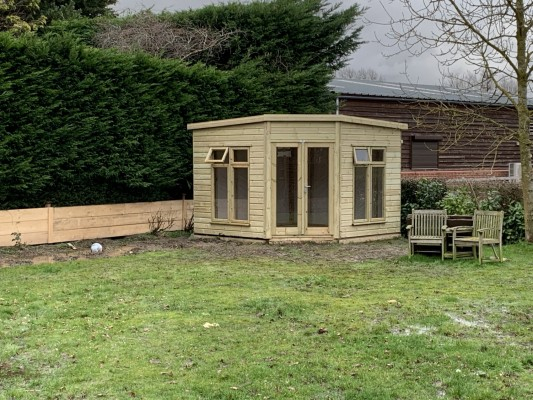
[451,210,504,264]
[406,210,448,260]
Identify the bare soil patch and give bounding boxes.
[0,234,406,268]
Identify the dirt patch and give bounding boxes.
[0,234,406,268]
[0,362,25,378]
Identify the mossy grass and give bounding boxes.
[0,242,531,399]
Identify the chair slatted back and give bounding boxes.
[473,210,504,240]
[411,210,447,237]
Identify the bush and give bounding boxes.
[415,179,447,209]
[400,178,446,235]
[0,32,334,209]
[503,201,525,243]
[438,189,476,215]
[478,190,502,211]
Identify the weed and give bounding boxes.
[183,213,194,233]
[10,231,24,248]
[148,209,176,235]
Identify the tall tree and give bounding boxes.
[0,0,115,33]
[40,0,116,18]
[0,0,46,33]
[162,0,365,73]
[384,0,533,242]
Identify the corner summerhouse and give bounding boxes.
[188,114,407,242]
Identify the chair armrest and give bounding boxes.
[476,227,501,238]
[476,228,499,233]
[406,225,412,231]
[450,225,473,240]
[441,225,448,232]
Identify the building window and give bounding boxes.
[205,147,229,163]
[354,147,385,223]
[209,147,249,223]
[412,139,439,169]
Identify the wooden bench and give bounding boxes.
[451,210,504,264]
[406,210,448,260]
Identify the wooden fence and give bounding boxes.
[0,200,193,247]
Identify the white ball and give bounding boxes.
[91,243,103,253]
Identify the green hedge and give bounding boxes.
[0,32,334,209]
[401,178,525,243]
[164,0,363,71]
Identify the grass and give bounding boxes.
[0,241,532,399]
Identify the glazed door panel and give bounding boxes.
[273,143,332,237]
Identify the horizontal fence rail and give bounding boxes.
[0,200,193,247]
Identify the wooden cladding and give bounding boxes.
[339,97,523,171]
[0,200,193,247]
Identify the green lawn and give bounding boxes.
[1,240,532,399]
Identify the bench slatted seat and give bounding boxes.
[406,210,448,260]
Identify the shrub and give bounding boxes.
[503,201,525,243]
[400,179,418,234]
[415,179,447,209]
[400,178,446,235]
[478,190,502,211]
[438,189,476,215]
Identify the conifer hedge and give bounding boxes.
[0,32,334,209]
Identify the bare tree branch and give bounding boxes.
[379,0,533,241]
[93,11,236,61]
[336,67,383,80]
[411,101,517,170]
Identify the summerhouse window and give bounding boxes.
[209,147,249,223]
[205,147,229,163]
[353,147,385,223]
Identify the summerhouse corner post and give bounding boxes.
[264,121,272,239]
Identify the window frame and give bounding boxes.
[353,146,386,224]
[205,147,229,163]
[209,147,250,225]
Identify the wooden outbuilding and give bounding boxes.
[331,78,530,180]
[188,114,408,242]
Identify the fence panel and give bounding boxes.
[0,200,193,247]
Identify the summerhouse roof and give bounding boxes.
[188,113,408,131]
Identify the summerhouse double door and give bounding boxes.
[273,143,333,237]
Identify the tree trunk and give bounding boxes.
[516,0,532,242]
[517,111,532,242]
[526,164,533,243]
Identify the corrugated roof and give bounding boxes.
[330,78,520,105]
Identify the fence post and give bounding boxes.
[46,203,54,244]
[181,194,186,230]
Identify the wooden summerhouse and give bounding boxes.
[188,114,408,242]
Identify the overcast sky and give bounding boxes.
[112,0,449,84]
